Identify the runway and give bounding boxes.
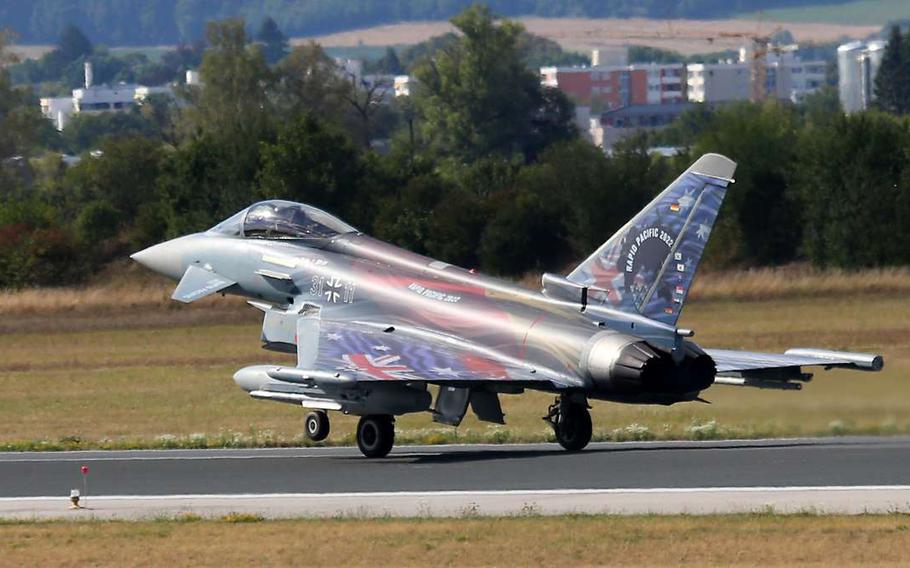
[1,437,909,519]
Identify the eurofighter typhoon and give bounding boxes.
[132,154,883,457]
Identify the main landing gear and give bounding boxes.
[544,396,592,452]
[356,415,395,458]
[304,411,396,457]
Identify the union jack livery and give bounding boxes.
[132,154,884,458]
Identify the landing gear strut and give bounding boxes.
[544,396,592,452]
[304,411,330,442]
[356,415,395,458]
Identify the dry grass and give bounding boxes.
[0,284,906,449]
[0,264,241,318]
[519,264,910,302]
[2,514,910,566]
[5,265,908,318]
[304,17,878,55]
[689,265,910,301]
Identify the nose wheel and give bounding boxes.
[304,411,330,442]
[356,415,395,458]
[544,396,592,452]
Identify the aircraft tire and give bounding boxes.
[555,404,592,452]
[356,415,395,458]
[304,411,330,442]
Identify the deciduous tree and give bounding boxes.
[412,5,574,162]
[274,42,349,127]
[257,114,362,215]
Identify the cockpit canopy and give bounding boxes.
[209,200,357,241]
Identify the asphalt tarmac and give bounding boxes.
[1,437,908,518]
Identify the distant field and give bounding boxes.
[108,45,173,61]
[7,15,880,64]
[6,44,53,62]
[305,17,878,56]
[3,514,910,566]
[0,266,905,451]
[6,44,173,63]
[742,0,909,26]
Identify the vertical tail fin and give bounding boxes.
[567,153,736,325]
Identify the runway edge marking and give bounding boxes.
[4,486,910,501]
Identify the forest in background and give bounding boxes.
[1,6,910,290]
[0,0,863,46]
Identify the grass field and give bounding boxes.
[2,514,910,566]
[0,267,905,451]
[305,17,877,56]
[742,0,909,26]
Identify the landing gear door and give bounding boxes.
[296,305,321,369]
[432,386,471,426]
[470,390,505,424]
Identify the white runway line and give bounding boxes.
[3,486,910,520]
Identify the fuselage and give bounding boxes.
[137,222,710,403]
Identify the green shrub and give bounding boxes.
[75,200,121,244]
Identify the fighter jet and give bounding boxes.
[132,154,883,458]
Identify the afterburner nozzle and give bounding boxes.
[580,332,715,395]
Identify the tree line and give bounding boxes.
[9,24,204,97]
[0,6,909,290]
[1,0,848,45]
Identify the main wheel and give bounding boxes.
[304,411,330,442]
[555,403,592,452]
[356,415,395,458]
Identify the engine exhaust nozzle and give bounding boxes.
[580,332,715,395]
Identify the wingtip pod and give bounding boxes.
[784,348,885,372]
[689,153,737,182]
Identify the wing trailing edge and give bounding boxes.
[709,347,884,390]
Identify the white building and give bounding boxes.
[591,47,628,67]
[759,48,827,102]
[185,70,201,86]
[393,75,413,97]
[838,40,886,113]
[39,62,180,131]
[687,61,750,103]
[334,58,364,85]
[39,97,76,131]
[630,63,686,105]
[687,48,826,104]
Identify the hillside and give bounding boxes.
[306,17,877,56]
[0,0,886,46]
[743,0,910,25]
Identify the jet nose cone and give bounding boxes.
[131,238,190,280]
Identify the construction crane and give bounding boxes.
[710,28,795,102]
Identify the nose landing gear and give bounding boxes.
[544,396,593,451]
